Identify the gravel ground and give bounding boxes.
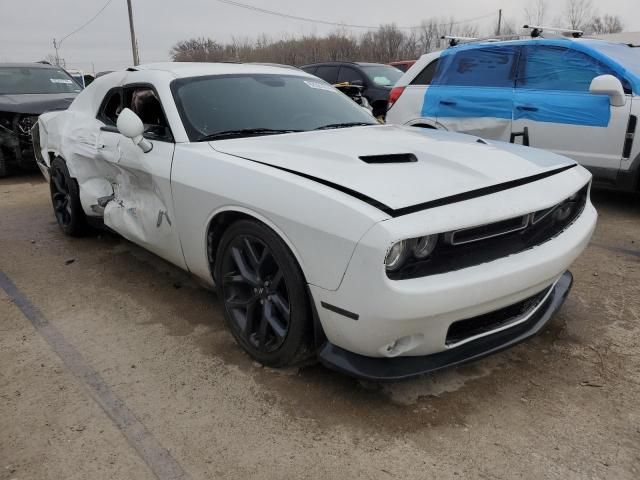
[1,173,639,480]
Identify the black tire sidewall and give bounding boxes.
[0,148,7,178]
[214,219,311,367]
[50,157,86,236]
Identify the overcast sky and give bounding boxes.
[1,0,637,73]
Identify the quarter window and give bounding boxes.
[411,59,440,85]
[98,89,122,126]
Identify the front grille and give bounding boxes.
[388,182,589,280]
[446,285,552,346]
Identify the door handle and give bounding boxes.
[440,100,457,106]
[516,105,539,112]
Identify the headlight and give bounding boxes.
[17,115,38,135]
[385,235,438,272]
[384,240,407,272]
[412,235,438,259]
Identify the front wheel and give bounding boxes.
[214,220,312,367]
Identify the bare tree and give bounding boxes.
[564,0,594,30]
[525,0,547,26]
[588,14,624,34]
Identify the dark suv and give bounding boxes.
[0,63,81,177]
[300,62,403,118]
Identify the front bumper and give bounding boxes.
[319,270,572,381]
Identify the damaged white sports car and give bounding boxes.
[34,63,596,380]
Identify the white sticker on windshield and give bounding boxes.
[304,80,338,92]
[50,78,73,84]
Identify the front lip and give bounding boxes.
[317,271,573,381]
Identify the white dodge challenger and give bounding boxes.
[33,63,597,380]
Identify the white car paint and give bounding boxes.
[36,62,596,366]
[386,39,640,189]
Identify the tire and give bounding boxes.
[49,157,86,236]
[214,219,312,367]
[0,148,8,178]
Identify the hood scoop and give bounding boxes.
[359,153,417,164]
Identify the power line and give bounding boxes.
[214,0,496,30]
[57,0,115,45]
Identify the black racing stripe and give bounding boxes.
[226,152,577,218]
[226,154,395,215]
[391,164,578,217]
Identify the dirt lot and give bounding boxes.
[1,172,639,480]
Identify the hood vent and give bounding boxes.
[359,153,417,164]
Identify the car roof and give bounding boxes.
[300,61,390,68]
[0,62,63,69]
[133,62,309,79]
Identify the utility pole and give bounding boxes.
[497,9,502,36]
[126,0,140,65]
[52,39,61,66]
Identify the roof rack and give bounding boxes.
[441,34,523,47]
[523,25,584,38]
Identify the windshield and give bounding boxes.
[0,67,82,95]
[590,43,640,78]
[360,65,403,87]
[171,74,377,141]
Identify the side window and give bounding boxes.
[123,86,172,141]
[98,89,122,126]
[314,66,339,84]
[517,45,629,92]
[301,66,317,75]
[337,67,365,85]
[435,46,518,87]
[411,59,440,85]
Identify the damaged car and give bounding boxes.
[0,63,80,177]
[34,63,596,380]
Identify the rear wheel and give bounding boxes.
[50,157,86,236]
[214,220,312,367]
[0,148,8,178]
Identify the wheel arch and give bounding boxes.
[205,206,328,351]
[204,206,308,287]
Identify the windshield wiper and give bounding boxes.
[314,122,375,130]
[197,128,302,141]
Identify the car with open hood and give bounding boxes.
[0,62,80,177]
[33,63,596,380]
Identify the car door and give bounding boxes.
[429,45,519,141]
[313,65,339,84]
[96,81,186,269]
[337,66,366,86]
[512,44,632,179]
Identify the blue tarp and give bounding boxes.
[421,39,639,128]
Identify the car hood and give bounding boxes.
[0,93,77,114]
[210,125,575,213]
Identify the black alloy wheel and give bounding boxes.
[215,220,312,367]
[49,157,86,236]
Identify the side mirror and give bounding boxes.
[116,108,152,153]
[351,79,364,87]
[589,75,626,107]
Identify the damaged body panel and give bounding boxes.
[34,62,596,379]
[0,63,80,176]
